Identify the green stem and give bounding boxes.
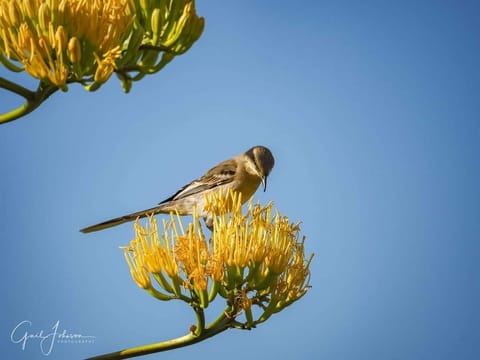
[138,44,172,53]
[0,79,58,125]
[0,76,34,99]
[86,310,232,360]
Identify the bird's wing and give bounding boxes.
[159,158,238,204]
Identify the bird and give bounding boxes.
[80,145,275,233]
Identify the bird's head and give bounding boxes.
[245,145,275,191]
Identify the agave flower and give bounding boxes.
[0,0,204,123]
[90,190,313,359]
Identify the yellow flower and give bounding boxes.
[123,189,313,328]
[0,0,132,90]
[123,246,151,290]
[0,0,204,92]
[175,224,210,292]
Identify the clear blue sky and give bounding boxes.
[1,1,479,359]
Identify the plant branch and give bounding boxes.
[0,76,35,99]
[193,306,205,336]
[0,79,58,125]
[86,311,232,360]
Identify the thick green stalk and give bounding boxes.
[86,310,232,360]
[0,79,57,125]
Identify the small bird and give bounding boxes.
[80,145,275,233]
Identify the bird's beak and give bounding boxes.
[261,176,267,192]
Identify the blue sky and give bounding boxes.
[1,1,479,359]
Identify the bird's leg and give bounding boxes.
[203,216,214,232]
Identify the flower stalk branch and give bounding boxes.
[0,79,58,124]
[87,310,233,360]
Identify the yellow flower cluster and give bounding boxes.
[124,190,313,327]
[0,0,204,91]
[0,0,132,90]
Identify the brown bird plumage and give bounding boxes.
[80,145,275,233]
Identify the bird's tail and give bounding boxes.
[80,205,164,233]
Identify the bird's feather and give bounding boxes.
[80,205,162,233]
[159,159,237,204]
